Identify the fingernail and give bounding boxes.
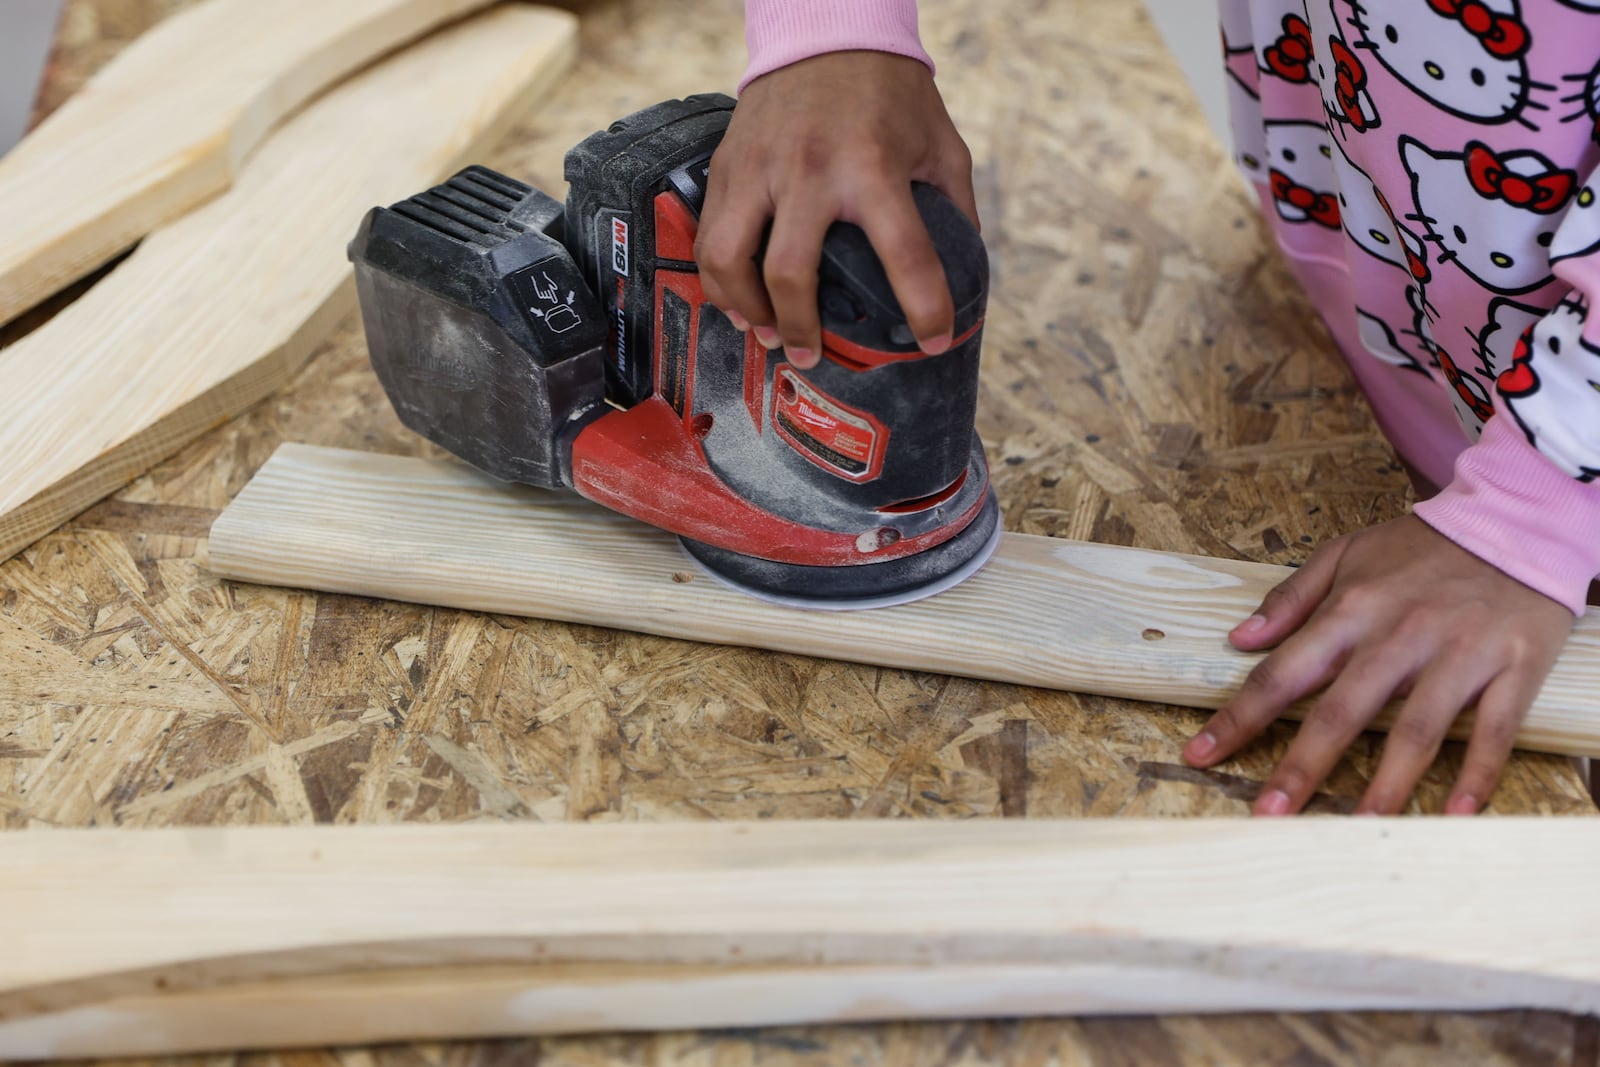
[1186,731,1217,762]
[1446,793,1478,816]
[727,310,750,332]
[754,326,780,349]
[1257,789,1291,816]
[788,347,814,367]
[1234,614,1268,636]
[921,333,951,356]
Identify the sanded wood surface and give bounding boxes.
[4,961,1502,1061]
[0,4,576,565]
[4,818,1600,1058]
[210,444,1600,757]
[4,1,1597,1065]
[0,0,503,324]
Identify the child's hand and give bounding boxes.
[1182,515,1573,815]
[696,51,977,369]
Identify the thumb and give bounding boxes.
[1232,537,1348,651]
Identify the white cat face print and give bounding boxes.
[1561,58,1600,142]
[1302,0,1381,132]
[1267,120,1340,227]
[1329,137,1432,284]
[1349,0,1540,125]
[1401,136,1577,293]
[1229,74,1269,180]
[1406,283,1443,365]
[1471,296,1543,377]
[1551,182,1600,263]
[1357,307,1430,373]
[1499,297,1600,480]
[1331,138,1404,265]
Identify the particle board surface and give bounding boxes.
[3,819,1600,1059]
[209,444,1600,757]
[2,1,1596,1066]
[0,0,502,324]
[0,3,577,564]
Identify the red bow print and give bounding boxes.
[1270,169,1341,228]
[1425,0,1531,59]
[1404,243,1431,284]
[1263,15,1314,83]
[1328,38,1377,130]
[1465,143,1577,213]
[1497,326,1541,396]
[1373,187,1430,282]
[1439,350,1496,421]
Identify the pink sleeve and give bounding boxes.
[1413,160,1600,617]
[741,0,933,93]
[1413,414,1600,615]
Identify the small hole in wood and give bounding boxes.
[672,571,695,584]
[1142,628,1166,641]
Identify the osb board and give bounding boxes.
[0,1,1594,1066]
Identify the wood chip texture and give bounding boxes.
[1,1,1596,1065]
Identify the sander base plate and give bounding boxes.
[679,491,1002,612]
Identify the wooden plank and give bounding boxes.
[2,818,1598,1059]
[0,6,577,565]
[0,961,1498,1061]
[206,445,1600,756]
[0,0,502,323]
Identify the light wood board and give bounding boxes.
[8,0,1595,1062]
[0,0,502,324]
[2,818,1599,1059]
[0,5,577,565]
[207,444,1600,756]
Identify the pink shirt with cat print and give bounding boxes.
[742,0,1600,615]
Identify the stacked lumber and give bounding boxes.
[0,0,502,322]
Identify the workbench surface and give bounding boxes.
[3,0,1595,1064]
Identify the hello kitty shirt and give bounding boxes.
[742,0,1600,614]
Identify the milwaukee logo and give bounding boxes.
[611,217,630,278]
[794,402,837,431]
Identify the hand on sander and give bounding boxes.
[349,95,999,609]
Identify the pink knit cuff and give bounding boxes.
[1413,414,1600,615]
[741,0,933,93]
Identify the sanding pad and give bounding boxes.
[680,491,1003,612]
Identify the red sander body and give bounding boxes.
[349,94,1000,608]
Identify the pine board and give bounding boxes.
[6,0,1595,1062]
[1,818,1598,1059]
[0,5,577,564]
[0,0,502,324]
[208,444,1600,756]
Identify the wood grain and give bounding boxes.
[3,818,1600,1058]
[1,960,1495,1061]
[5,0,1596,1063]
[0,5,576,565]
[209,444,1600,756]
[0,0,504,324]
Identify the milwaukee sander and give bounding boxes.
[348,94,1000,609]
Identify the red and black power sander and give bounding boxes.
[349,94,999,609]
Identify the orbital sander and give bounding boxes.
[349,94,1000,608]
